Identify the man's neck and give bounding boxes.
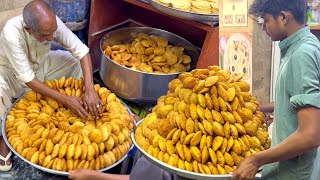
[286,23,306,38]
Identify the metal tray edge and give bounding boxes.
[131,119,262,179]
[1,94,135,176]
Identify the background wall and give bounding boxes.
[251,19,272,103]
[0,0,31,30]
[219,0,273,104]
[0,0,31,11]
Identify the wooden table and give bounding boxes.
[88,0,219,70]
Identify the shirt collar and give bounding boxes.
[279,26,310,50]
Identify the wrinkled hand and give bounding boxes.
[64,96,88,119]
[232,155,260,180]
[68,169,99,180]
[82,87,103,119]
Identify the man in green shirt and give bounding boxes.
[232,0,320,179]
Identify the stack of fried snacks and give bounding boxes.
[5,77,134,172]
[135,66,271,175]
[104,33,191,74]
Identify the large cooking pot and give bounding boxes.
[99,27,199,103]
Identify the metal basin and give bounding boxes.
[99,27,199,103]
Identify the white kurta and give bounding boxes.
[0,15,89,135]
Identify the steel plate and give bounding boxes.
[148,0,219,22]
[1,95,135,176]
[131,119,262,179]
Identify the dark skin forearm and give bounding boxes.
[26,78,88,119]
[80,53,94,91]
[68,169,129,180]
[26,53,100,120]
[80,53,103,118]
[86,173,129,180]
[259,102,274,113]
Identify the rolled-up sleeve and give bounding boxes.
[54,16,89,60]
[0,28,35,83]
[289,47,320,110]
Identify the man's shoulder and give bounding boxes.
[4,15,23,28]
[288,34,320,69]
[292,33,320,57]
[300,33,320,51]
[1,15,24,41]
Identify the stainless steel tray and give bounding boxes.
[148,0,219,22]
[131,119,262,180]
[1,95,135,176]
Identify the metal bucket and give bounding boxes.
[99,27,199,103]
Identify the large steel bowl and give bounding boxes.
[1,95,135,176]
[99,27,199,103]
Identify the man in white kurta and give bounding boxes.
[0,0,102,171]
[0,15,87,117]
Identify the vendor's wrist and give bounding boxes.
[252,153,264,167]
[59,94,70,104]
[84,83,95,91]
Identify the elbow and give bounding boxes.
[303,131,320,148]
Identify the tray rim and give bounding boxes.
[148,0,219,22]
[1,94,135,176]
[131,119,262,179]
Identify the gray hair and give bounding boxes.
[22,0,52,32]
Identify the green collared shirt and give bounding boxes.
[262,27,320,179]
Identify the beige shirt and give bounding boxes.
[0,15,89,83]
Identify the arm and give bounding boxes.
[232,107,320,180]
[54,16,102,119]
[1,18,89,119]
[26,78,88,119]
[80,53,103,119]
[232,46,320,180]
[87,174,129,180]
[259,102,274,113]
[68,169,129,180]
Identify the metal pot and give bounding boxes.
[99,27,199,103]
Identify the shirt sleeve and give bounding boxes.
[54,16,89,60]
[0,27,35,83]
[289,46,320,110]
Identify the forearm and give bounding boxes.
[80,53,94,90]
[254,130,319,166]
[259,102,274,113]
[26,78,67,104]
[90,173,129,180]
